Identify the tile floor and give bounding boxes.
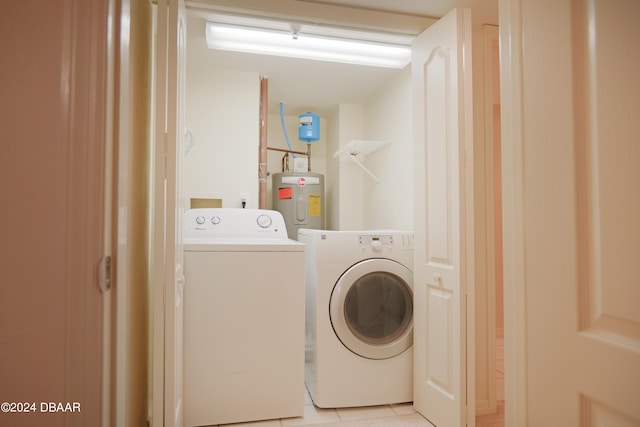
[215,339,505,427]
[476,338,505,427]
[218,386,434,427]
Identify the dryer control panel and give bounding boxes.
[359,235,394,246]
[183,208,289,239]
[358,233,413,252]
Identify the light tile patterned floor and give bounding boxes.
[214,339,506,427]
[218,386,434,427]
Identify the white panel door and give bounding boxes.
[501,0,640,425]
[412,8,474,427]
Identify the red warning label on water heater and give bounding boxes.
[297,177,306,187]
[278,188,293,199]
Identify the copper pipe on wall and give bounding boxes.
[259,77,268,209]
[267,146,307,156]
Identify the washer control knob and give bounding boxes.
[211,216,221,225]
[195,216,205,225]
[256,214,272,228]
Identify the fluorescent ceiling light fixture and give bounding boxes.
[205,18,413,69]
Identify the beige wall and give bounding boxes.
[324,68,414,232]
[184,67,261,208]
[333,104,365,230]
[362,66,413,230]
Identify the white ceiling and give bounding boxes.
[186,0,485,116]
[294,0,459,19]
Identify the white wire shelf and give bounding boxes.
[333,140,391,183]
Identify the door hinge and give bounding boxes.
[98,256,112,293]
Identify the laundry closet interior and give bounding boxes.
[180,4,420,425]
[173,1,503,426]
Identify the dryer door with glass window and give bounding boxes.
[330,258,413,360]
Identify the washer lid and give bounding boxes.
[330,258,413,360]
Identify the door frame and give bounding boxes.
[152,0,187,426]
[476,23,502,417]
[156,2,493,426]
[498,0,527,424]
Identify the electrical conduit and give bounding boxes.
[259,77,268,209]
[280,102,296,157]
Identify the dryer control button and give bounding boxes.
[256,214,272,228]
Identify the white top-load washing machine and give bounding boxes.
[183,208,305,427]
[298,229,413,409]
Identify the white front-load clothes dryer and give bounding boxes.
[298,229,413,408]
